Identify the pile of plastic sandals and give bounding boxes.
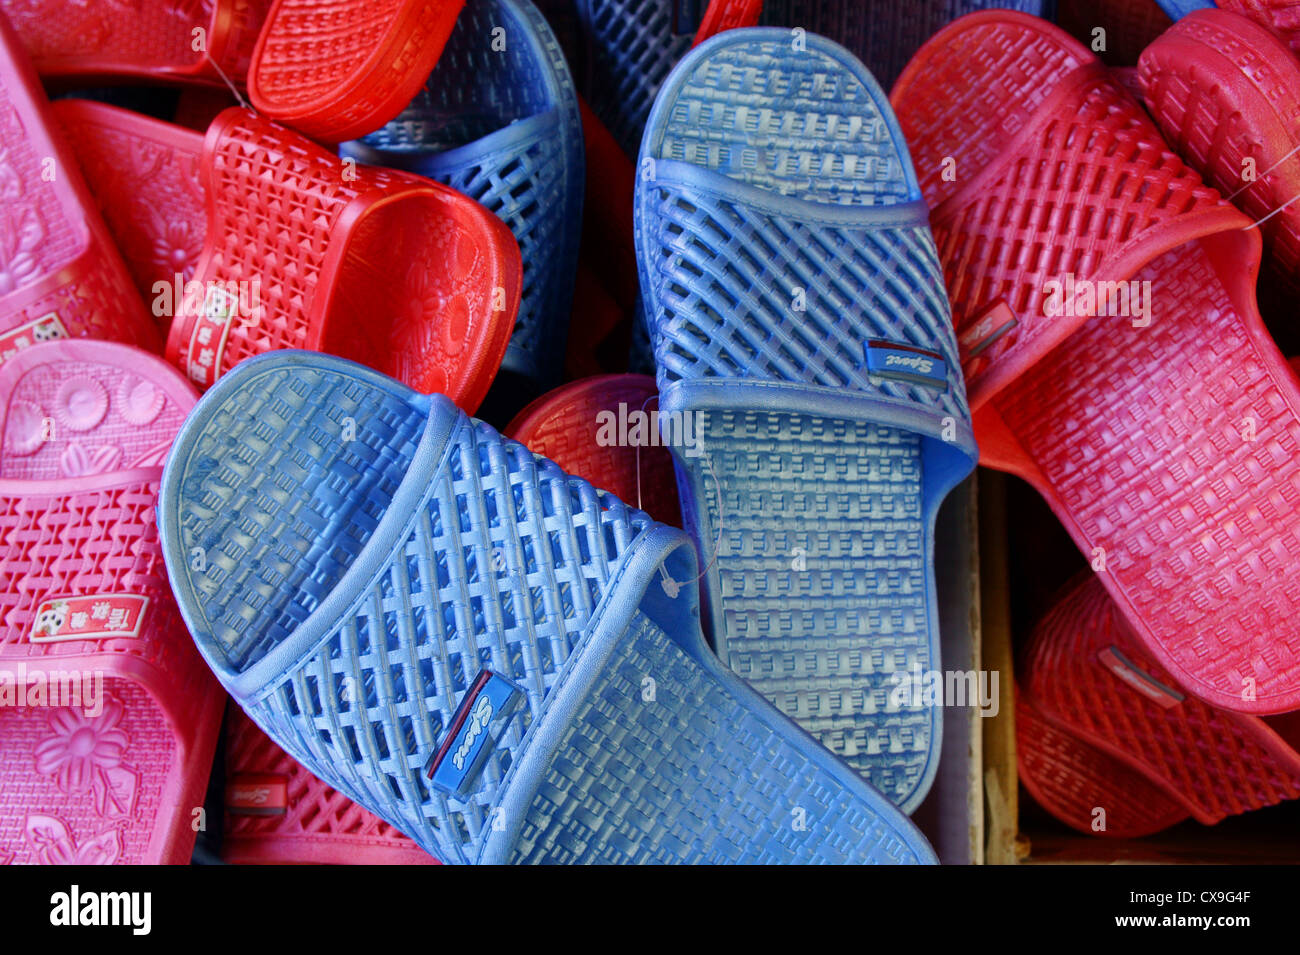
[6,0,1300,871]
[158,349,938,864]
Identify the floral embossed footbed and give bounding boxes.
[0,340,224,866]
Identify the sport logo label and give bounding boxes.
[957,301,1018,378]
[865,340,949,390]
[30,595,149,642]
[885,353,934,374]
[225,773,289,816]
[453,696,495,771]
[426,670,522,799]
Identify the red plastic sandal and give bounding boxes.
[1016,694,1191,839]
[222,709,436,865]
[0,339,223,865]
[1140,9,1300,289]
[505,374,680,525]
[1214,0,1300,53]
[6,0,462,141]
[52,100,520,412]
[0,16,160,364]
[1019,575,1300,835]
[892,11,1300,714]
[52,99,207,338]
[2,0,271,86]
[247,0,466,143]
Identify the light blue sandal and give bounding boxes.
[635,29,978,813]
[343,0,584,404]
[158,350,937,864]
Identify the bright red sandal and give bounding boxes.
[247,0,466,143]
[1019,575,1300,835]
[892,11,1300,714]
[1017,694,1191,839]
[53,100,520,412]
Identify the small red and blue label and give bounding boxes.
[426,670,523,799]
[226,774,289,816]
[865,340,949,390]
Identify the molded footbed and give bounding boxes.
[636,28,977,812]
[0,340,221,866]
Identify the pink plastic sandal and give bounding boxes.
[0,16,160,364]
[52,98,207,338]
[3,0,271,87]
[892,11,1300,714]
[0,339,224,865]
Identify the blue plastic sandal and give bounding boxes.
[635,29,979,813]
[759,0,1053,89]
[574,0,760,159]
[1151,0,1214,20]
[158,350,937,864]
[343,0,584,403]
